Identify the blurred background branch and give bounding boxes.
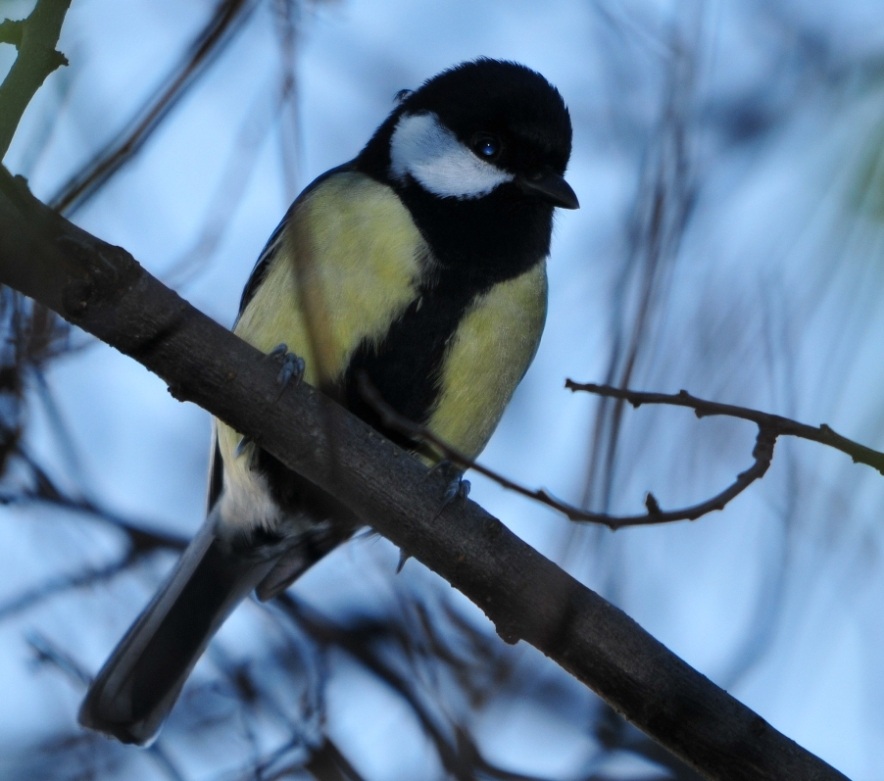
[48,0,260,216]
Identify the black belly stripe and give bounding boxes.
[338,270,482,450]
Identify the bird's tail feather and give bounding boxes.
[78,506,278,746]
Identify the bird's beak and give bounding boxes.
[518,170,579,209]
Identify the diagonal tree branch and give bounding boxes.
[0,164,848,780]
[0,0,70,160]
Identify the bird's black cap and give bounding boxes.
[401,58,573,178]
[358,58,574,189]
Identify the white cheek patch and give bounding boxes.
[389,112,513,199]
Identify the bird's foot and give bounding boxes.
[268,343,305,393]
[429,460,471,509]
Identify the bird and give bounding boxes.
[78,57,578,745]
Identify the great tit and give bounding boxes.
[79,58,577,745]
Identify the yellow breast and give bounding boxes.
[233,171,428,386]
[217,171,428,502]
[427,262,547,460]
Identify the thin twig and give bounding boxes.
[361,375,884,529]
[569,382,884,475]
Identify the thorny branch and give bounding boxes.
[569,383,884,474]
[362,376,884,530]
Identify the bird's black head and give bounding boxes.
[357,59,578,282]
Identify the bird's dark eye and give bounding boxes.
[472,133,501,160]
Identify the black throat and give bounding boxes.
[391,176,554,283]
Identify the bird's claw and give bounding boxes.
[268,344,305,394]
[442,474,470,506]
[429,460,470,510]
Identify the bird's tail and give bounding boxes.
[78,506,279,746]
